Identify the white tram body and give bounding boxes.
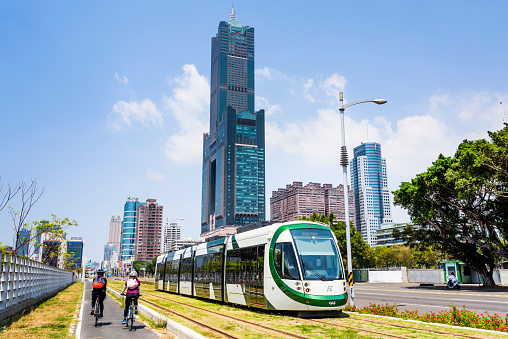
[155,221,348,315]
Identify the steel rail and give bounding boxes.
[140,290,312,339]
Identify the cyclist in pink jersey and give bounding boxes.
[120,270,141,323]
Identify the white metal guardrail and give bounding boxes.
[0,251,76,323]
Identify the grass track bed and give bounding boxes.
[108,279,506,338]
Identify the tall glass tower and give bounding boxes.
[350,142,392,246]
[121,197,144,259]
[201,8,265,239]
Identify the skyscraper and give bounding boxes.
[121,197,143,260]
[108,215,121,250]
[163,221,181,253]
[350,142,392,246]
[67,237,83,269]
[134,198,163,261]
[201,8,265,240]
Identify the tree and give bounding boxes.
[0,178,25,250]
[411,244,444,269]
[1,179,45,253]
[10,214,78,270]
[393,125,508,286]
[133,257,157,277]
[299,213,374,268]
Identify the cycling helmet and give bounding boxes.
[97,269,105,275]
[129,270,137,277]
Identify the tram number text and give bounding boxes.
[329,301,336,305]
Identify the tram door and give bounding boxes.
[250,245,265,307]
[237,246,266,308]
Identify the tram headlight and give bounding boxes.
[305,288,310,293]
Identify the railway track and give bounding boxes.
[111,287,311,339]
[111,286,500,338]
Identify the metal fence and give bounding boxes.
[0,251,76,322]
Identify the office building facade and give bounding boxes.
[134,198,163,261]
[15,228,31,256]
[109,215,122,249]
[163,221,181,253]
[121,197,143,259]
[350,142,392,246]
[104,243,116,261]
[270,181,354,223]
[201,9,265,240]
[67,237,83,269]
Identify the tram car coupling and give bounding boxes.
[155,221,348,317]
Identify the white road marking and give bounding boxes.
[355,291,508,304]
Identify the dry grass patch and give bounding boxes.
[0,281,83,339]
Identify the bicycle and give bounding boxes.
[93,295,101,327]
[121,293,136,331]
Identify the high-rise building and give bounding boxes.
[15,228,31,256]
[109,215,121,249]
[270,182,354,223]
[170,238,201,251]
[350,142,392,246]
[134,198,163,261]
[104,243,116,261]
[121,197,144,260]
[163,221,181,253]
[67,237,83,269]
[201,8,265,240]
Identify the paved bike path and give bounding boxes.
[79,279,159,339]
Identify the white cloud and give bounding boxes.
[256,96,283,116]
[265,83,508,224]
[108,99,163,131]
[303,78,316,103]
[114,72,129,85]
[255,67,286,81]
[164,64,210,164]
[147,170,166,181]
[382,115,459,183]
[322,73,347,104]
[428,91,507,134]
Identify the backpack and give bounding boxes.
[126,278,139,289]
[92,276,106,289]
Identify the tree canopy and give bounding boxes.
[393,124,508,286]
[299,212,373,268]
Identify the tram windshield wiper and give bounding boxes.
[302,262,326,281]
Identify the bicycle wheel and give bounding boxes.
[129,315,133,331]
[94,298,100,327]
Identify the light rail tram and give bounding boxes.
[155,221,348,316]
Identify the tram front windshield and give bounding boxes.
[291,229,344,281]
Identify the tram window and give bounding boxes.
[226,249,241,283]
[274,242,301,280]
[291,229,344,281]
[181,258,193,282]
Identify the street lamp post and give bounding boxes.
[339,92,387,306]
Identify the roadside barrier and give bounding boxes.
[0,251,76,324]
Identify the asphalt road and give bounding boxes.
[352,283,508,318]
[79,280,159,339]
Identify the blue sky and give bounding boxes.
[1,1,507,262]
